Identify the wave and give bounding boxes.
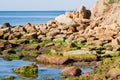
[0,16,56,18]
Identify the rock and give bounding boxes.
[3,32,10,40]
[45,42,54,47]
[8,33,15,40]
[77,6,91,19]
[111,38,120,49]
[65,12,73,18]
[24,23,37,33]
[61,66,81,76]
[47,20,59,29]
[76,24,86,32]
[55,14,75,25]
[11,25,25,32]
[46,29,60,37]
[14,64,38,78]
[22,32,37,39]
[54,34,66,39]
[36,55,73,65]
[72,11,79,19]
[0,75,14,80]
[0,23,11,29]
[0,28,10,38]
[63,50,97,61]
[108,67,120,78]
[0,44,5,51]
[68,25,77,33]
[46,78,54,80]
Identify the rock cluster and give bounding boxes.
[0,3,120,50]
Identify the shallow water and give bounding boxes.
[0,58,93,80]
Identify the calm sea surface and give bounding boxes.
[0,11,65,26]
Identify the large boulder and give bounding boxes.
[55,14,75,25]
[61,66,81,76]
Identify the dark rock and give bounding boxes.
[0,44,5,51]
[1,23,11,29]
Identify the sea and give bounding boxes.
[0,11,66,26]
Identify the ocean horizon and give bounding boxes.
[0,11,67,26]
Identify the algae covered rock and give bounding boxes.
[0,75,14,80]
[13,64,38,78]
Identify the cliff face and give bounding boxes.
[91,0,120,25]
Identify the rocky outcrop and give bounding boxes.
[91,0,120,25]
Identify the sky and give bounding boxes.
[0,0,97,11]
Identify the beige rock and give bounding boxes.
[47,20,59,29]
[65,12,73,18]
[0,28,10,36]
[24,23,37,33]
[78,6,91,19]
[55,14,75,25]
[11,25,25,32]
[111,38,120,49]
[46,29,60,37]
[68,25,76,33]
[22,32,37,39]
[72,11,79,19]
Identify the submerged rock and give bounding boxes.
[13,64,38,78]
[46,78,55,80]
